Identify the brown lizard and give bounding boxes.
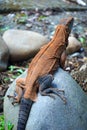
[7,16,74,130]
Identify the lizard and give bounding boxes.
[7,16,74,130]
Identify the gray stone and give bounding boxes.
[0,35,9,71]
[4,68,87,130]
[3,29,48,62]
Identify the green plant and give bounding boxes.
[0,115,4,130]
[7,121,14,130]
[8,65,24,79]
[38,15,47,21]
[0,115,14,130]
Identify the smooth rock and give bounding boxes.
[66,36,82,55]
[0,35,9,71]
[3,29,48,62]
[77,0,86,6]
[4,68,87,130]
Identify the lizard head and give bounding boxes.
[59,16,74,33]
[51,17,74,47]
[57,17,74,47]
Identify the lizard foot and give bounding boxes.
[38,74,67,104]
[7,92,20,105]
[40,87,66,104]
[17,97,34,130]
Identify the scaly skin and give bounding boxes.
[8,17,74,130]
[24,17,74,101]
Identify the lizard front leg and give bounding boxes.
[38,74,66,103]
[60,50,67,69]
[7,78,26,105]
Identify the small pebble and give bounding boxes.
[65,67,71,71]
[0,86,2,91]
[26,23,32,28]
[78,47,84,53]
[69,52,83,58]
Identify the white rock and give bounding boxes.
[77,0,86,6]
[66,36,82,55]
[3,29,49,62]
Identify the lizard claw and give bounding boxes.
[39,90,56,99]
[39,87,67,104]
[7,93,20,105]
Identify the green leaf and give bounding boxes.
[0,26,10,31]
[0,115,4,120]
[14,12,28,24]
[12,75,18,79]
[0,115,5,130]
[17,17,27,24]
[8,65,16,72]
[16,69,24,74]
[79,37,86,44]
[38,15,47,21]
[3,77,10,83]
[7,121,14,130]
[0,115,14,130]
[8,66,24,73]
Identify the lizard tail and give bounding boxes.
[17,97,34,130]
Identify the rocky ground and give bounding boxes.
[0,9,87,113]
